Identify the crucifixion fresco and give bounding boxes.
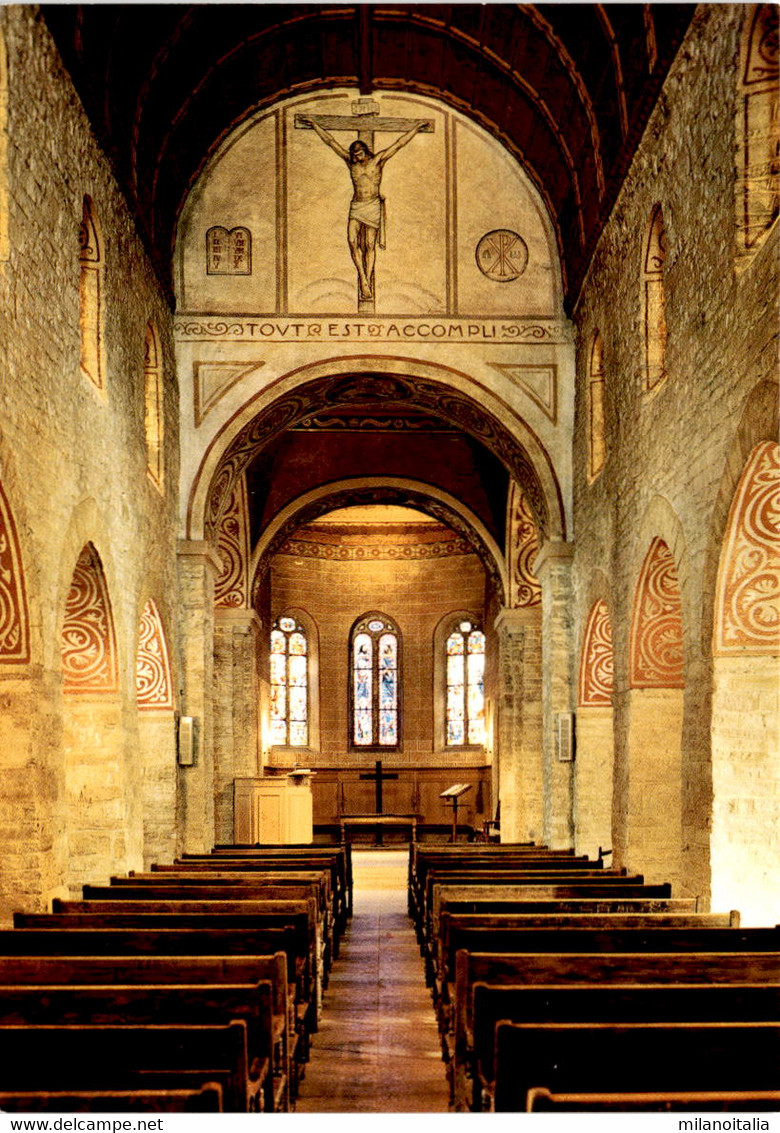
[296,99,433,311]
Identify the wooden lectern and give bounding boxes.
[440,782,473,843]
[233,771,315,844]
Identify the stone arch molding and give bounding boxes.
[250,477,509,607]
[186,357,566,546]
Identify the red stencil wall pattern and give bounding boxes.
[579,599,614,706]
[0,478,30,663]
[136,599,174,710]
[61,544,118,694]
[714,441,780,657]
[630,537,684,688]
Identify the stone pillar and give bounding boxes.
[494,607,544,843]
[177,539,220,852]
[534,540,576,848]
[213,607,262,844]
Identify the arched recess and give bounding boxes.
[642,204,668,394]
[135,598,177,867]
[249,477,509,607]
[60,543,132,889]
[79,196,105,394]
[144,322,164,490]
[587,330,606,481]
[624,535,685,887]
[736,4,779,257]
[575,595,614,860]
[711,440,779,925]
[0,25,8,263]
[187,358,566,548]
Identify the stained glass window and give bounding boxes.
[350,614,400,748]
[446,620,485,746]
[270,615,308,747]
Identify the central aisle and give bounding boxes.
[295,849,450,1112]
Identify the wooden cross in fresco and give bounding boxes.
[295,99,434,313]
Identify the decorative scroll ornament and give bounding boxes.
[215,475,250,608]
[715,441,780,656]
[630,537,684,688]
[579,599,614,707]
[136,599,174,710]
[508,485,541,608]
[0,479,30,663]
[61,545,118,694]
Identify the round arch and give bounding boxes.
[249,476,509,607]
[186,356,567,546]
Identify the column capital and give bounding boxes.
[534,539,575,579]
[177,538,221,577]
[494,606,542,635]
[214,607,262,634]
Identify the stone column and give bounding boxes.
[213,607,262,843]
[177,539,220,852]
[534,540,576,848]
[494,606,544,843]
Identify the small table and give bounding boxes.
[339,814,420,844]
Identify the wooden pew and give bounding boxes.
[0,924,316,1062]
[0,982,278,1111]
[0,953,292,1109]
[14,906,321,1013]
[472,982,780,1111]
[423,879,673,945]
[431,911,739,1000]
[451,951,780,1112]
[435,923,776,1015]
[169,852,349,928]
[209,844,353,920]
[0,1086,226,1113]
[0,1022,262,1111]
[525,1088,780,1112]
[492,1021,780,1112]
[81,880,337,966]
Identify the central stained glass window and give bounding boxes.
[350,613,400,748]
[446,620,486,746]
[270,615,308,747]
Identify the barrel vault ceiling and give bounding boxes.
[42,3,695,312]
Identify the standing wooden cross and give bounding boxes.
[295,99,434,313]
[359,758,399,815]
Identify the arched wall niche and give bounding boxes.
[575,589,615,861]
[249,477,508,609]
[189,359,566,550]
[710,439,779,925]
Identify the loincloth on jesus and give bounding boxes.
[349,197,387,247]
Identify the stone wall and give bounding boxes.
[0,9,179,920]
[571,4,779,907]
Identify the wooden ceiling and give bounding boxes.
[42,3,694,311]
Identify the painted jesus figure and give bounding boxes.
[299,116,426,301]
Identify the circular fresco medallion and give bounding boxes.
[476,230,528,282]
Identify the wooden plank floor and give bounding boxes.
[295,849,450,1112]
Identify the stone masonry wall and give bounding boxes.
[0,9,180,921]
[571,5,779,905]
